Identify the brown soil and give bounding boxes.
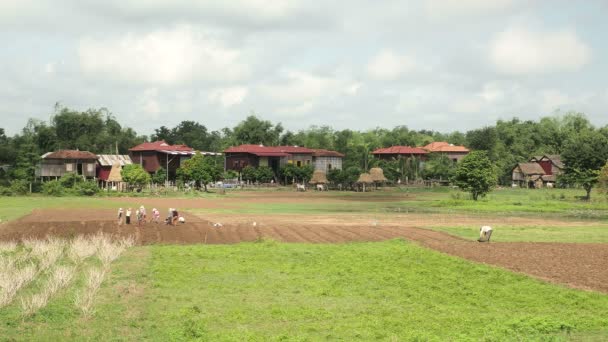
[2,209,607,293]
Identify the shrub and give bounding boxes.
[59,172,83,188]
[75,181,99,196]
[10,180,29,195]
[0,186,13,196]
[256,166,274,183]
[42,180,64,196]
[241,166,256,183]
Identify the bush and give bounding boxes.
[0,186,13,196]
[10,180,29,195]
[256,166,274,183]
[59,172,84,188]
[75,181,99,196]
[223,170,238,180]
[42,180,64,196]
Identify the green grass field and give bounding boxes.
[1,188,608,340]
[2,240,607,341]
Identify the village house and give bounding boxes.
[371,146,428,162]
[37,150,98,180]
[96,154,132,189]
[223,144,344,175]
[129,140,221,180]
[422,142,469,162]
[512,155,563,188]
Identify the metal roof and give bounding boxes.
[97,154,133,167]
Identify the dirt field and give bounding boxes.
[2,208,607,293]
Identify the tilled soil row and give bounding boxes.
[2,214,608,293]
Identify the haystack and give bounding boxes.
[309,170,328,184]
[107,163,123,182]
[369,167,387,182]
[357,173,373,184]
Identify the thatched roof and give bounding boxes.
[107,163,123,182]
[357,173,373,184]
[369,167,387,182]
[309,170,328,184]
[514,162,546,175]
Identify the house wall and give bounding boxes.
[130,151,161,173]
[512,169,525,181]
[537,160,553,175]
[287,153,313,167]
[314,157,343,172]
[39,159,96,178]
[444,152,468,162]
[373,154,428,162]
[225,153,259,171]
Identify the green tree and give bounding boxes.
[255,166,274,183]
[453,151,497,201]
[177,153,222,191]
[596,162,608,198]
[121,164,151,189]
[232,115,283,146]
[561,130,608,200]
[241,166,257,183]
[422,154,455,181]
[59,172,83,188]
[152,167,167,185]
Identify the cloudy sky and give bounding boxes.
[1,0,607,136]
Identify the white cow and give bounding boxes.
[296,184,306,192]
[316,184,325,191]
[546,182,554,188]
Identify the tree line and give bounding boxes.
[1,105,608,196]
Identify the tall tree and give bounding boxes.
[561,130,608,200]
[453,151,497,201]
[232,115,283,146]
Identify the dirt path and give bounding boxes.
[2,209,607,293]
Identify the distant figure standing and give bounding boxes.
[136,209,142,226]
[125,208,132,225]
[478,226,493,242]
[140,205,147,224]
[117,208,124,226]
[152,208,160,224]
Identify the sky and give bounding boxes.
[1,0,607,136]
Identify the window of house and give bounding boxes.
[296,161,302,167]
[306,160,310,165]
[87,164,94,173]
[66,163,73,172]
[328,164,332,170]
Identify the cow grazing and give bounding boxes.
[316,184,325,191]
[296,184,306,192]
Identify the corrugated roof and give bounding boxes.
[43,150,97,160]
[423,142,470,153]
[515,162,546,175]
[372,146,428,155]
[97,154,133,167]
[542,155,564,169]
[129,140,194,152]
[224,144,315,156]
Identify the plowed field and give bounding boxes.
[2,208,607,293]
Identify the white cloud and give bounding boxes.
[367,50,418,81]
[78,25,249,85]
[135,88,161,118]
[208,86,248,107]
[490,26,591,74]
[426,0,515,18]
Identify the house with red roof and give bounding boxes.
[129,140,221,179]
[224,144,344,175]
[422,142,470,162]
[371,146,429,161]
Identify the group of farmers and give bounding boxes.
[117,206,184,226]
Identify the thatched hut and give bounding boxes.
[357,173,373,192]
[106,163,127,191]
[369,167,387,182]
[309,170,328,184]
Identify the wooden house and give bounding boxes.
[129,140,221,180]
[512,155,564,188]
[37,150,97,180]
[223,144,344,175]
[422,142,470,162]
[372,146,428,161]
